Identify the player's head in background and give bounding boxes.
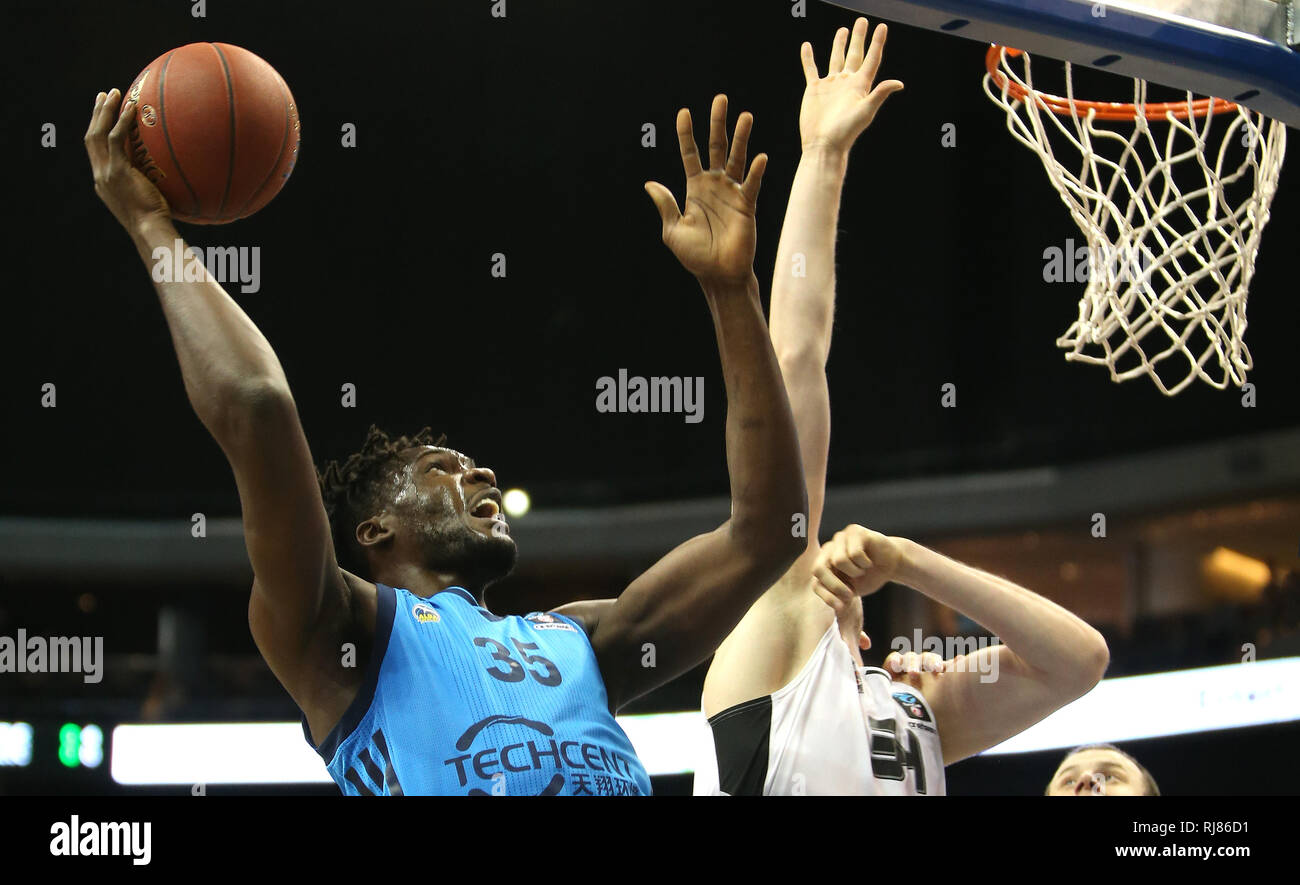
[1046,743,1160,796]
[318,425,517,594]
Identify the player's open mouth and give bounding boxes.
[468,490,510,538]
[468,491,503,520]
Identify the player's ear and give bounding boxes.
[859,631,871,651]
[356,513,395,549]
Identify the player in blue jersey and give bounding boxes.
[85,85,806,794]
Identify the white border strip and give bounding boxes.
[112,722,333,785]
[982,655,1300,754]
[110,658,1300,784]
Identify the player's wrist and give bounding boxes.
[130,214,178,249]
[698,269,760,299]
[891,536,924,587]
[799,140,850,172]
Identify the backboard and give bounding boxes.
[823,0,1300,127]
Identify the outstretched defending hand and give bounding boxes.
[810,524,905,614]
[798,18,904,154]
[645,94,767,286]
[85,88,172,233]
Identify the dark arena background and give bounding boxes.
[2,0,1299,837]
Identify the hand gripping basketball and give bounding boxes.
[85,90,173,234]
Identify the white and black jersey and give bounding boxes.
[695,623,945,795]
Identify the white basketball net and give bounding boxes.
[983,48,1287,395]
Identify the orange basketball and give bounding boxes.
[123,43,300,224]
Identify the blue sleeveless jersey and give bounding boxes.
[303,583,651,796]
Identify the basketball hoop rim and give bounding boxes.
[985,45,1239,122]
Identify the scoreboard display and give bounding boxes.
[0,721,110,793]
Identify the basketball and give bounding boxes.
[123,42,300,224]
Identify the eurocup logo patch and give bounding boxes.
[412,603,440,624]
[526,612,575,632]
[892,691,931,722]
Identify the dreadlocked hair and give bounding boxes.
[317,424,446,579]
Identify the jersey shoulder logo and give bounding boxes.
[526,612,576,632]
[411,602,440,624]
[892,690,932,722]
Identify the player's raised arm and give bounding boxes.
[771,18,902,566]
[85,90,353,735]
[811,525,1111,763]
[557,96,807,710]
[697,20,903,718]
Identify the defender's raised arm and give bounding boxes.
[771,19,902,554]
[702,18,903,718]
[812,525,1110,763]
